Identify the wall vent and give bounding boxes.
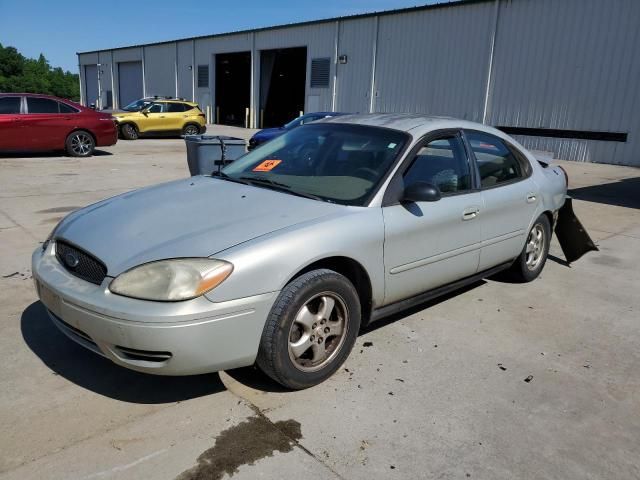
[197,65,209,88]
[310,58,331,88]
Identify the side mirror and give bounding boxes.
[141,109,149,116]
[402,182,441,203]
[89,103,96,110]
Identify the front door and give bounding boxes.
[382,132,483,305]
[463,130,540,270]
[141,102,169,133]
[0,96,25,150]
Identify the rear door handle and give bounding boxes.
[526,193,537,203]
[462,207,480,221]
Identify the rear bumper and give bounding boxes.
[94,122,118,146]
[32,243,278,375]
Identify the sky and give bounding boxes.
[0,0,440,73]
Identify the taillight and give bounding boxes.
[198,113,205,118]
[558,165,569,187]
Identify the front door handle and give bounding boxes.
[526,193,537,204]
[462,207,480,221]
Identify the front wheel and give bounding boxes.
[65,130,95,157]
[511,214,551,282]
[256,269,361,389]
[120,123,139,140]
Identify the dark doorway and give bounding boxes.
[215,51,251,127]
[260,47,307,128]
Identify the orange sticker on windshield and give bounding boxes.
[253,159,282,172]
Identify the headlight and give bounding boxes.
[109,258,233,301]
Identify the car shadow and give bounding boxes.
[568,177,640,209]
[21,301,225,404]
[0,150,112,158]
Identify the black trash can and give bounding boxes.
[184,135,247,176]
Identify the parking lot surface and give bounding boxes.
[1,127,639,479]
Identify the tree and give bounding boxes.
[0,44,79,100]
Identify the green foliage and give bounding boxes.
[0,44,79,100]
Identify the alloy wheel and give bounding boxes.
[525,224,545,271]
[184,125,199,135]
[288,292,348,372]
[70,133,93,156]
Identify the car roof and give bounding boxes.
[320,113,506,138]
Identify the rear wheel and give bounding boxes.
[182,123,200,136]
[256,269,361,389]
[120,123,139,140]
[65,130,95,157]
[511,214,551,282]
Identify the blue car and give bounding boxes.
[248,112,346,150]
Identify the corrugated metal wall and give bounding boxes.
[486,0,640,165]
[78,0,640,165]
[374,1,494,120]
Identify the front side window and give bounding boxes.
[465,131,527,187]
[122,99,152,112]
[0,97,21,114]
[27,97,59,114]
[222,123,409,205]
[403,135,472,194]
[146,103,166,113]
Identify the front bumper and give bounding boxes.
[32,243,278,375]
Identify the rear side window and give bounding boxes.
[27,97,60,114]
[0,97,21,114]
[59,102,79,113]
[403,135,472,194]
[465,131,529,188]
[166,103,186,112]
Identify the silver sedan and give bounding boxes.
[32,114,595,389]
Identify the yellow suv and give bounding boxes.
[113,97,206,140]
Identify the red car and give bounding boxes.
[0,93,117,157]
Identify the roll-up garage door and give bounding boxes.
[118,61,143,108]
[84,65,99,107]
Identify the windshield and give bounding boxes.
[122,99,152,112]
[284,114,322,130]
[222,123,409,206]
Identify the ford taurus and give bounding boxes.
[32,114,595,389]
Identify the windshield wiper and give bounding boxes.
[238,176,327,202]
[211,171,251,185]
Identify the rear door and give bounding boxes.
[25,97,71,150]
[0,96,25,150]
[164,102,188,130]
[463,130,539,270]
[382,131,482,305]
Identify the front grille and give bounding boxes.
[55,240,107,285]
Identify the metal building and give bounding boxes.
[77,0,640,166]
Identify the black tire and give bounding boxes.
[182,123,200,136]
[511,214,551,282]
[65,130,95,157]
[256,269,361,390]
[120,123,139,140]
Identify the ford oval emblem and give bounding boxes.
[64,252,80,268]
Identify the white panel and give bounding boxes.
[177,41,194,100]
[144,43,176,98]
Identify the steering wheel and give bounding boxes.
[353,167,378,182]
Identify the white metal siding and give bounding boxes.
[373,2,494,120]
[335,17,376,113]
[487,0,640,165]
[144,43,176,98]
[177,41,194,100]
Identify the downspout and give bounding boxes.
[331,20,339,112]
[110,51,115,108]
[78,58,84,106]
[250,31,256,128]
[174,42,179,98]
[191,40,196,101]
[482,0,500,125]
[141,46,147,98]
[369,16,379,113]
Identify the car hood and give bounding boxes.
[252,127,284,140]
[55,176,342,276]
